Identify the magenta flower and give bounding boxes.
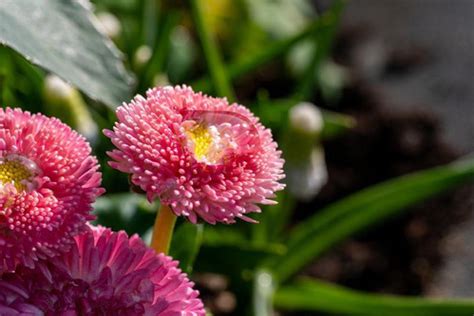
[105,85,285,224]
[0,108,103,272]
[0,226,205,315]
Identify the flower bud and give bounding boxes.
[133,45,152,71]
[285,102,323,163]
[284,102,327,200]
[96,12,121,40]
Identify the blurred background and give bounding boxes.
[334,0,474,299]
[0,0,473,315]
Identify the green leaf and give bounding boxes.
[254,98,354,139]
[140,11,180,90]
[203,225,249,246]
[251,191,295,246]
[191,11,332,93]
[170,222,204,274]
[246,0,316,38]
[321,109,356,139]
[293,0,345,100]
[271,157,474,282]
[190,0,235,101]
[0,0,133,108]
[93,193,157,236]
[275,278,474,316]
[195,243,285,281]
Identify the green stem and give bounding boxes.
[189,0,235,101]
[253,270,275,316]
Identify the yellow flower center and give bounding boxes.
[0,156,38,192]
[182,110,256,165]
[184,121,234,165]
[186,125,213,161]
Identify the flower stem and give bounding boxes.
[150,204,177,255]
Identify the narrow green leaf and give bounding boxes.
[251,191,295,246]
[275,278,474,316]
[189,0,235,101]
[254,98,354,139]
[321,109,356,139]
[0,0,133,108]
[272,157,474,282]
[294,0,345,100]
[191,12,333,93]
[142,0,159,48]
[170,222,204,274]
[140,11,180,90]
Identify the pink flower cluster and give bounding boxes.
[105,85,285,224]
[0,226,204,315]
[1,84,285,314]
[0,108,205,315]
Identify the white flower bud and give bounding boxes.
[284,102,327,200]
[289,102,323,136]
[133,45,152,69]
[44,75,74,99]
[96,12,121,40]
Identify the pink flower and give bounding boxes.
[105,85,285,224]
[0,226,205,315]
[0,108,103,272]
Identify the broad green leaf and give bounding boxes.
[0,0,133,108]
[170,222,204,274]
[271,157,474,282]
[275,278,474,316]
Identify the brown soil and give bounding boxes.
[296,81,471,296]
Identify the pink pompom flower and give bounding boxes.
[105,85,285,224]
[0,108,103,272]
[0,226,205,315]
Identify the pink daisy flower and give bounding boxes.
[0,226,205,315]
[0,108,103,272]
[105,85,285,224]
